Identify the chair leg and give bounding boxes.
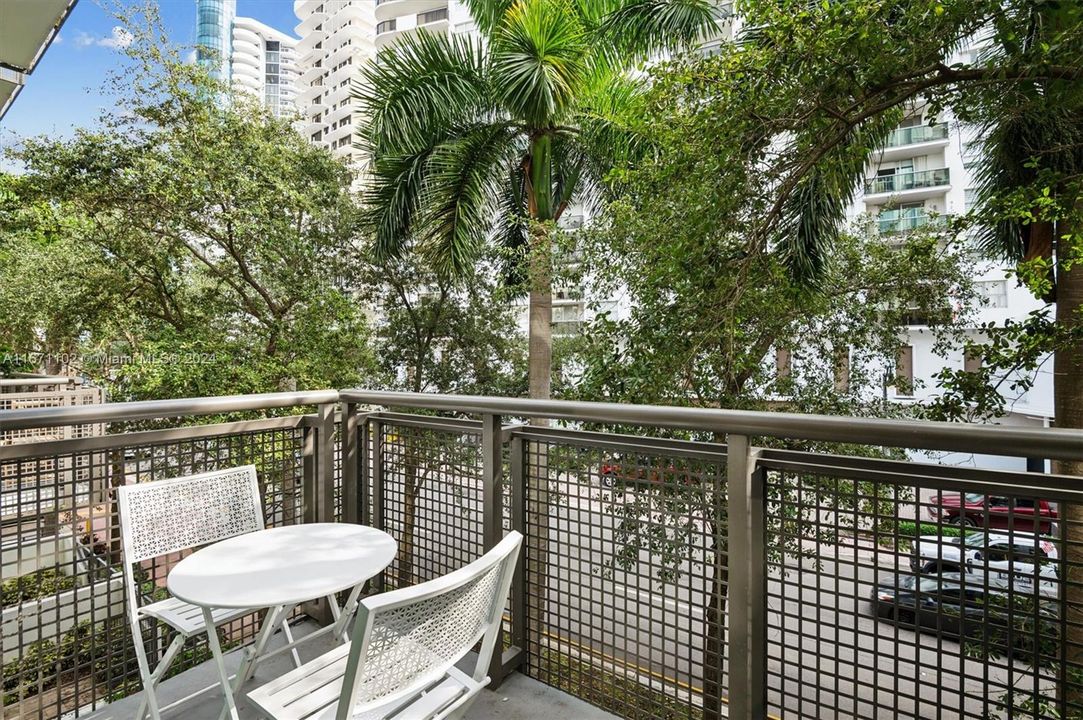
[204,608,241,720]
[131,622,165,720]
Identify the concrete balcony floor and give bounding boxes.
[85,620,618,720]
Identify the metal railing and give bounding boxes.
[865,168,951,194]
[883,123,950,148]
[1,389,1082,720]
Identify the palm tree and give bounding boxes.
[355,0,722,402]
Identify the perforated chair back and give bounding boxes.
[336,531,523,719]
[116,465,264,565]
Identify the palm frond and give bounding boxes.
[355,30,492,155]
[418,122,523,277]
[495,162,531,292]
[459,0,517,38]
[775,121,889,282]
[362,146,438,261]
[573,72,651,186]
[600,0,721,59]
[491,0,589,127]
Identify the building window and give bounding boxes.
[964,348,982,373]
[964,188,978,211]
[976,279,1008,308]
[776,348,791,381]
[895,346,914,395]
[834,348,850,394]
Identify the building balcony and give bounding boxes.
[2,389,1080,720]
[876,123,951,162]
[877,212,948,235]
[296,28,326,54]
[864,167,950,200]
[376,18,397,36]
[375,0,447,22]
[416,6,449,29]
[295,9,326,37]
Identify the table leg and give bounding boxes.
[216,605,287,720]
[330,583,365,642]
[203,607,240,720]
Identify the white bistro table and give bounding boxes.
[168,523,396,720]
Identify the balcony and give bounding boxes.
[877,123,951,161]
[864,167,950,200]
[376,19,397,36]
[2,390,1081,720]
[417,7,449,27]
[375,0,447,21]
[877,212,948,234]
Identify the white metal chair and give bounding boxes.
[117,465,297,720]
[247,530,523,720]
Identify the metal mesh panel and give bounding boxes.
[376,420,484,590]
[521,433,728,720]
[1,422,307,719]
[761,457,1081,720]
[1,386,105,524]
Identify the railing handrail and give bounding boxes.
[0,390,337,431]
[1,387,1079,460]
[340,389,1083,460]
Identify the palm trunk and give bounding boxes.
[1054,213,1083,717]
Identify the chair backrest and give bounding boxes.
[337,531,523,719]
[116,465,264,566]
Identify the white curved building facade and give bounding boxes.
[293,1,378,163]
[195,0,300,118]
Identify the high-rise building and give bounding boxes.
[293,1,378,163]
[231,18,300,117]
[195,0,236,84]
[195,0,300,118]
[843,40,1053,467]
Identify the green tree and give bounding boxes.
[1,8,376,398]
[355,0,723,403]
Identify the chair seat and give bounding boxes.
[247,641,483,720]
[138,596,253,637]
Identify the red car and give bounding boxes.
[928,492,1058,534]
[599,455,697,488]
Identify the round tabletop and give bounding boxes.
[167,523,397,609]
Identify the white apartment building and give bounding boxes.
[293,1,378,162]
[196,1,300,118]
[231,17,300,118]
[844,44,1053,471]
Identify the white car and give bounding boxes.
[911,531,1059,597]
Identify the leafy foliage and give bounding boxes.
[0,7,375,398]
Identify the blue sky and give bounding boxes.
[0,1,301,146]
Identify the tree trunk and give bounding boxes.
[703,535,729,720]
[527,220,553,404]
[1054,214,1083,718]
[396,434,423,587]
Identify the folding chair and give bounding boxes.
[247,531,523,720]
[117,465,299,719]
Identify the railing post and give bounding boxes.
[302,402,337,623]
[480,414,509,687]
[726,434,765,720]
[371,416,385,592]
[341,402,360,525]
[506,431,527,671]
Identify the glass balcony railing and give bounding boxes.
[376,19,397,34]
[865,168,950,194]
[883,124,949,148]
[877,213,947,234]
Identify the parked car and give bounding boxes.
[911,531,1059,597]
[928,492,1057,533]
[599,454,698,489]
[871,572,1058,657]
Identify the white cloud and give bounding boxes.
[74,27,132,50]
[184,49,197,64]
